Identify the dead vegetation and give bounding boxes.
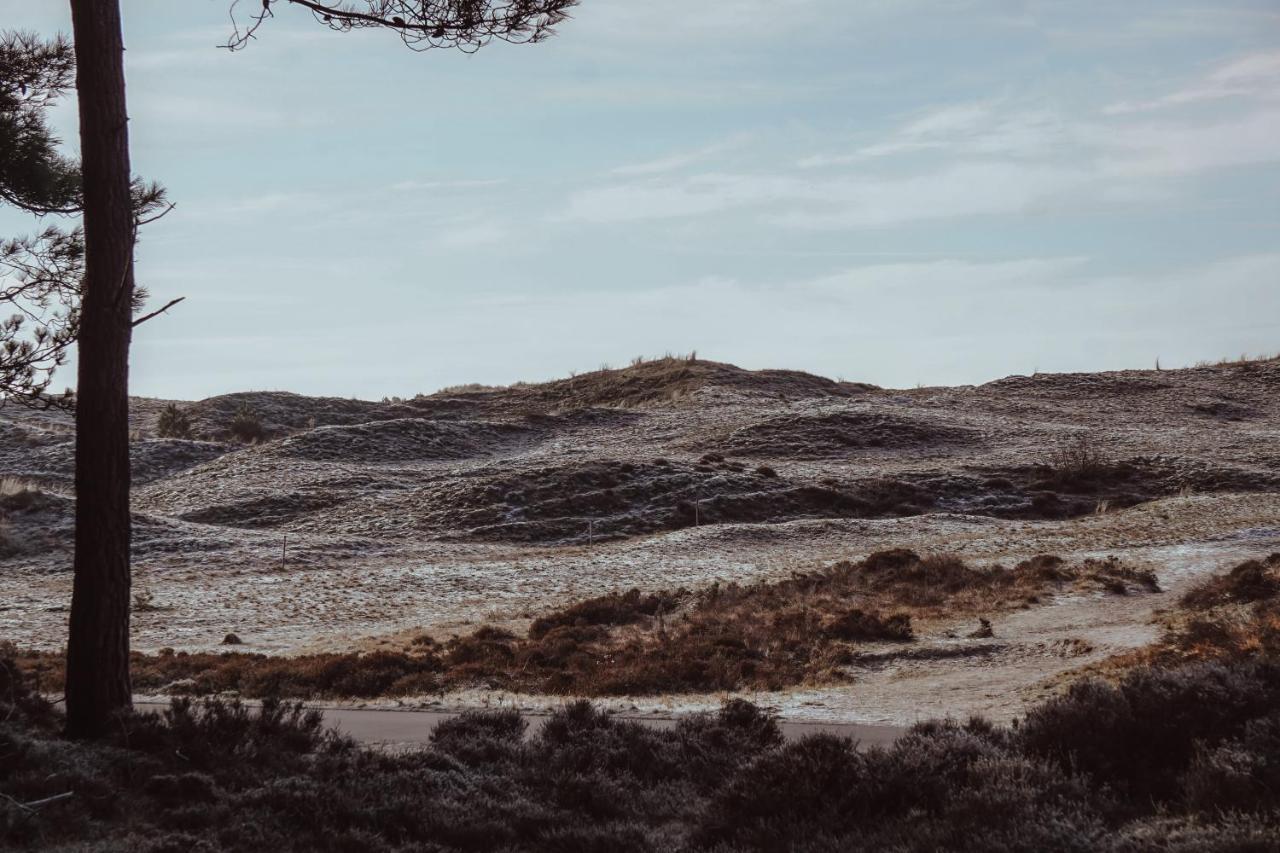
[1167,556,1280,665]
[706,410,978,459]
[227,404,268,444]
[1123,555,1280,668]
[13,550,1159,701]
[414,356,862,416]
[1180,554,1280,611]
[270,417,535,463]
[492,353,710,411]
[428,458,952,543]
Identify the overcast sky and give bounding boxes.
[2,0,1278,399]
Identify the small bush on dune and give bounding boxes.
[1046,435,1111,480]
[1181,555,1280,610]
[228,404,268,444]
[528,588,685,639]
[154,404,193,439]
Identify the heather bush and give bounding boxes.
[1019,661,1280,810]
[3,657,1280,851]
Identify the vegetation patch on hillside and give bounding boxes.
[1112,554,1280,668]
[13,550,1158,701]
[703,410,979,459]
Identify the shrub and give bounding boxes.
[1019,661,1280,810]
[4,656,1280,852]
[154,403,193,439]
[822,608,913,641]
[228,404,267,444]
[1181,712,1280,814]
[528,588,684,639]
[1181,555,1280,610]
[1045,435,1111,481]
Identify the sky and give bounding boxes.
[1,0,1278,399]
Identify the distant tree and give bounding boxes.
[60,0,578,737]
[154,403,194,439]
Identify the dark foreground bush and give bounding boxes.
[1020,660,1280,813]
[3,659,1279,852]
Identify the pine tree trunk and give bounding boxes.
[64,0,135,739]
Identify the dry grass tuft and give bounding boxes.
[0,476,38,499]
[1195,352,1280,368]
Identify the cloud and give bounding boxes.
[563,162,1090,228]
[1097,108,1280,177]
[187,191,333,220]
[131,93,321,132]
[1106,50,1280,114]
[391,179,507,192]
[427,220,510,251]
[611,135,753,177]
[564,50,1280,232]
[799,103,1073,166]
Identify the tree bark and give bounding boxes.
[64,0,135,739]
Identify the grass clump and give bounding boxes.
[1044,434,1112,483]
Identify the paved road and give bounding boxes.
[324,707,904,748]
[138,702,904,748]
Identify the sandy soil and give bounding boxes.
[3,357,1278,724]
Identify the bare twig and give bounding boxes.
[1,790,74,812]
[131,296,185,328]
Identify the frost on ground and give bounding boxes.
[2,356,1279,724]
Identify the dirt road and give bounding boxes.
[136,701,904,748]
